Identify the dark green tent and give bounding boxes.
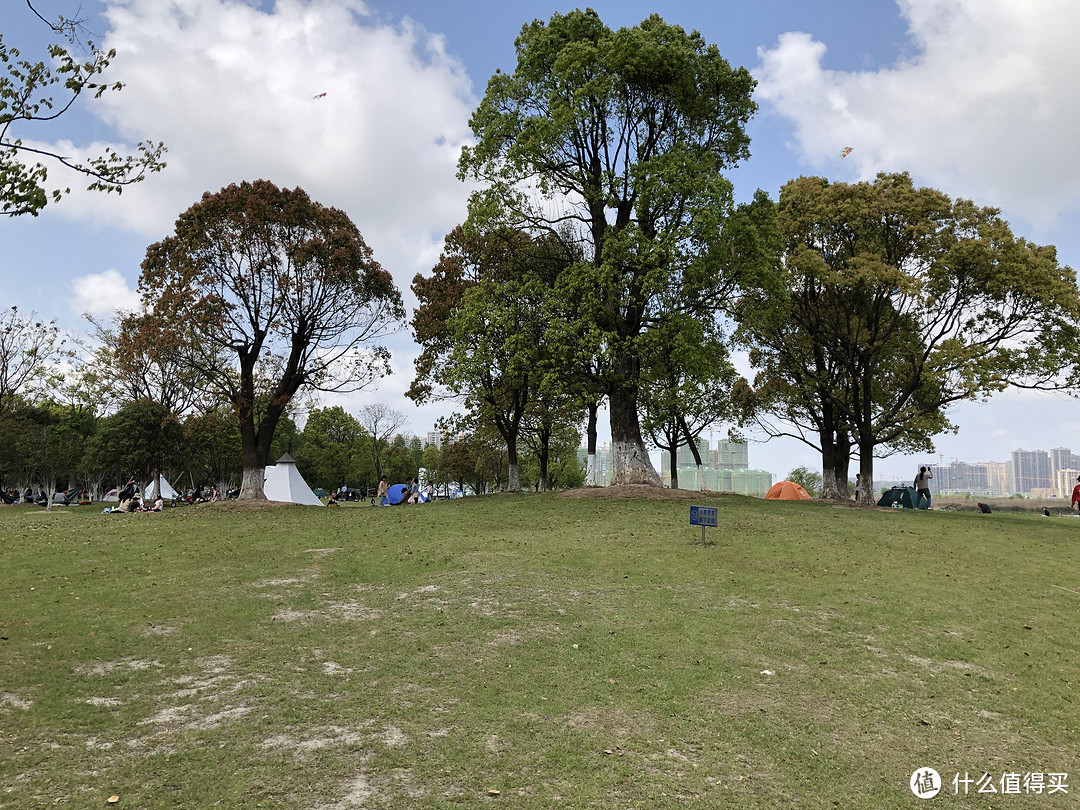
[877,486,927,509]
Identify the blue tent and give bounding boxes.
[386,484,429,505]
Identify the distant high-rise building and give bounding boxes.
[929,461,991,496]
[985,461,1009,497]
[424,430,443,450]
[577,446,615,486]
[1011,449,1051,495]
[657,437,768,495]
[595,444,614,486]
[1056,468,1080,501]
[713,440,749,470]
[676,437,710,469]
[1050,448,1076,495]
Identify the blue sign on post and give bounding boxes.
[690,505,718,544]
[689,505,718,527]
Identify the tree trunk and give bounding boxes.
[537,433,549,493]
[609,383,659,486]
[853,419,876,504]
[818,420,852,500]
[240,463,266,500]
[668,446,679,489]
[819,426,840,500]
[507,433,521,492]
[832,432,852,499]
[585,402,599,486]
[857,442,876,504]
[238,415,268,500]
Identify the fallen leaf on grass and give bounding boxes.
[107,797,120,804]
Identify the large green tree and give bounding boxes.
[411,226,561,491]
[295,406,372,491]
[739,173,1080,502]
[137,180,404,500]
[459,10,757,486]
[182,408,244,494]
[83,399,183,496]
[1,2,166,216]
[13,401,94,508]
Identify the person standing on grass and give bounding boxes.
[1072,476,1080,513]
[914,466,933,509]
[376,475,389,506]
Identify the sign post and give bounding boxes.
[689,505,718,544]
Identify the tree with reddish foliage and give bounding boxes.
[136,180,404,500]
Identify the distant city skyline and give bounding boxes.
[926,446,1079,498]
[657,437,773,497]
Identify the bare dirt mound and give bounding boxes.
[560,485,706,500]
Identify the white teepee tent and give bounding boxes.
[263,453,324,506]
[143,477,179,500]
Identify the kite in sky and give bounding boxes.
[840,146,853,158]
[313,92,327,99]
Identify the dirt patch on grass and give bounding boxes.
[566,706,657,740]
[259,725,372,756]
[75,659,163,677]
[2,691,33,710]
[561,485,704,500]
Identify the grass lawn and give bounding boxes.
[1,492,1077,808]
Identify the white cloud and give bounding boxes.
[70,268,141,318]
[756,0,1080,230]
[46,0,476,303]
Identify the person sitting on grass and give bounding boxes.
[115,494,141,513]
[117,479,136,504]
[115,480,140,512]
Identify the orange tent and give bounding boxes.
[765,480,811,500]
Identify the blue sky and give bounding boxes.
[4,0,1079,483]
